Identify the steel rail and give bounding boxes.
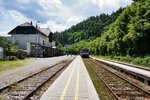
[0,60,73,100]
[23,60,72,100]
[88,61,119,100]
[94,59,150,95]
[84,58,150,99]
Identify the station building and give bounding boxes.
[8,22,56,57]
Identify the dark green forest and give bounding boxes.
[55,0,150,57]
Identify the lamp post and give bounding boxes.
[35,21,40,57]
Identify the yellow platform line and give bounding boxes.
[75,60,80,100]
[60,60,77,100]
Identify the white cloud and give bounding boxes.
[38,0,85,25]
[90,0,120,9]
[9,10,31,23]
[36,9,58,17]
[122,0,133,3]
[0,31,10,36]
[37,0,84,24]
[58,6,74,19]
[67,16,84,23]
[38,0,62,10]
[38,0,72,17]
[37,0,64,17]
[0,9,33,36]
[75,0,132,11]
[40,20,67,32]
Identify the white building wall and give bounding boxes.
[11,33,56,50]
[39,35,47,46]
[27,42,31,55]
[52,41,56,48]
[12,34,37,50]
[11,34,51,50]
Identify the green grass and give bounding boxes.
[92,55,150,68]
[83,59,116,100]
[10,82,19,87]
[0,57,35,72]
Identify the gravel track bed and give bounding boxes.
[0,60,71,100]
[85,59,150,100]
[27,60,71,100]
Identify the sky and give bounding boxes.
[0,0,132,36]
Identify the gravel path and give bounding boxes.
[0,55,75,89]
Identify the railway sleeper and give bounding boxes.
[110,85,131,89]
[108,83,126,87]
[117,95,147,100]
[116,91,146,96]
[89,59,150,99]
[111,87,135,91]
[105,81,125,86]
[0,65,68,99]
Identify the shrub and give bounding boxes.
[142,57,150,66]
[132,58,143,65]
[17,49,27,59]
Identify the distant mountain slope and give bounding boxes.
[55,8,124,46]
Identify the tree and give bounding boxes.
[56,41,63,50]
[0,36,17,60]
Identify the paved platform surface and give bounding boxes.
[91,56,150,78]
[0,56,74,89]
[40,56,99,100]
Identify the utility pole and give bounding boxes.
[35,21,40,57]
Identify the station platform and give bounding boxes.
[40,56,99,100]
[91,56,150,78]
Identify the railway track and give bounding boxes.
[0,60,72,100]
[84,58,150,100]
[91,56,150,85]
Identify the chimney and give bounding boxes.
[30,21,32,25]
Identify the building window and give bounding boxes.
[43,40,45,45]
[24,30,28,34]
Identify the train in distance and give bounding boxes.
[80,48,89,58]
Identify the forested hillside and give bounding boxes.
[55,8,124,46]
[55,0,150,57]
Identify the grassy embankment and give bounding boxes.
[92,55,150,68]
[0,57,35,72]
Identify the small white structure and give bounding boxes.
[0,47,3,59]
